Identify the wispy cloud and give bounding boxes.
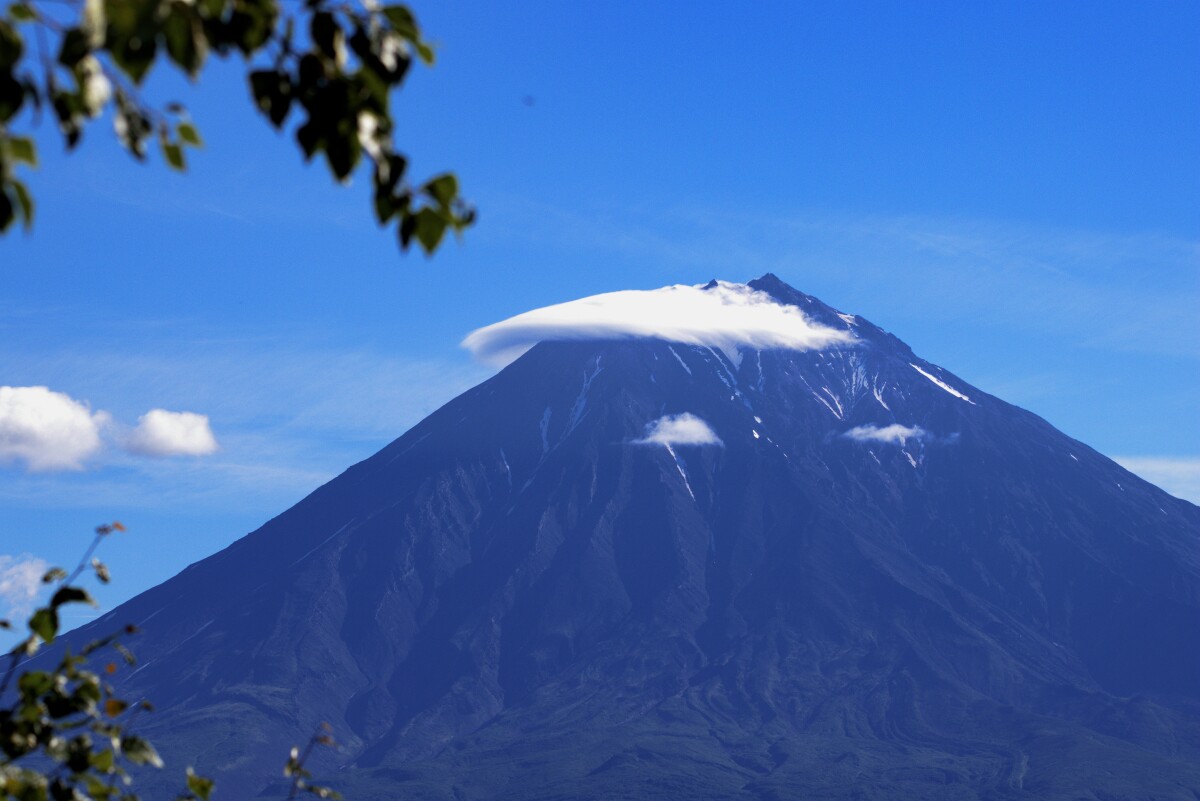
[635,413,722,447]
[1113,457,1200,505]
[0,554,49,622]
[463,281,851,366]
[843,424,927,446]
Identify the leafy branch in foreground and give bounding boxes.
[0,524,344,801]
[0,521,180,801]
[285,723,341,800]
[0,0,473,252]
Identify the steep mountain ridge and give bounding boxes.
[59,276,1200,799]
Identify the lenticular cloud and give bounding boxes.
[462,281,853,366]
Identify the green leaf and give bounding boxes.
[0,72,24,121]
[249,69,292,128]
[381,5,418,41]
[164,4,206,76]
[10,177,31,229]
[17,669,53,696]
[120,735,164,768]
[91,748,115,772]
[0,185,14,233]
[186,768,215,801]
[30,607,59,642]
[50,586,96,608]
[164,142,184,170]
[310,11,339,62]
[8,135,36,166]
[0,19,22,69]
[177,122,202,146]
[381,5,433,65]
[411,207,447,253]
[58,27,91,68]
[105,0,158,84]
[227,0,276,55]
[322,126,360,181]
[423,173,457,207]
[9,3,35,22]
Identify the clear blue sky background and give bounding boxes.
[1,0,1197,631]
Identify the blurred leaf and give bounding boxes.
[162,140,185,170]
[92,558,111,583]
[91,748,115,772]
[50,586,96,608]
[18,669,53,695]
[177,122,202,146]
[164,4,206,76]
[30,607,59,642]
[185,768,214,800]
[58,27,91,69]
[381,5,418,42]
[0,19,22,69]
[9,3,35,22]
[10,177,31,228]
[405,207,447,253]
[43,567,68,583]
[121,736,164,768]
[424,173,457,207]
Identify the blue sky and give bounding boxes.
[1,0,1197,632]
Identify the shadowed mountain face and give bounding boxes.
[72,275,1200,799]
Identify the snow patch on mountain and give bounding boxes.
[910,364,976,404]
[462,281,854,366]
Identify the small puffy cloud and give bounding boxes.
[843,423,927,445]
[0,386,107,471]
[462,281,853,367]
[122,409,219,457]
[1113,457,1200,505]
[0,553,50,620]
[636,413,723,447]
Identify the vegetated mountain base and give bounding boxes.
[69,276,1200,800]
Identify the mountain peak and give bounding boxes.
[63,272,1200,800]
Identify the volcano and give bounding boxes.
[76,275,1200,799]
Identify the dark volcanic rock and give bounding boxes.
[61,276,1200,799]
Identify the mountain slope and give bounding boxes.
[67,275,1200,799]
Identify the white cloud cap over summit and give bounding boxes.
[462,281,853,367]
[123,409,219,457]
[636,413,723,447]
[0,386,107,471]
